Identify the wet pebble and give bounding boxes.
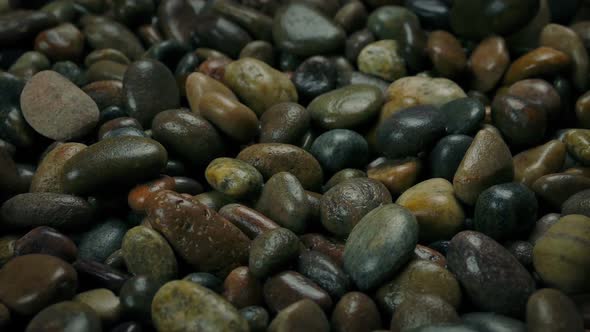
[263,271,333,313]
[205,158,263,199]
[268,299,330,332]
[223,266,264,309]
[310,129,368,174]
[25,301,101,332]
[14,226,77,262]
[74,288,121,324]
[249,227,300,278]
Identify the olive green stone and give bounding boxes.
[533,214,590,293]
[308,84,383,129]
[61,136,168,195]
[358,40,406,81]
[121,226,177,283]
[84,19,145,60]
[25,301,101,332]
[526,288,585,331]
[390,295,460,332]
[30,143,87,193]
[8,51,50,79]
[249,227,300,278]
[323,169,366,192]
[152,280,249,332]
[74,288,121,324]
[564,129,590,166]
[272,3,345,57]
[367,5,420,41]
[224,58,298,116]
[205,158,263,199]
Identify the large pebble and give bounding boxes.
[61,136,168,195]
[249,228,300,278]
[514,140,567,186]
[492,94,547,147]
[30,143,86,193]
[199,92,259,143]
[206,158,263,199]
[453,128,514,205]
[469,36,510,92]
[384,76,466,109]
[263,271,333,313]
[447,231,536,316]
[0,254,77,315]
[331,292,381,332]
[25,301,101,332]
[121,226,177,283]
[20,70,99,140]
[297,250,351,299]
[185,72,237,112]
[532,173,590,209]
[429,135,473,181]
[526,288,585,331]
[34,23,84,62]
[152,280,248,332]
[343,204,418,290]
[259,102,310,144]
[310,129,369,174]
[426,30,466,78]
[268,299,330,332]
[503,47,570,85]
[390,294,460,332]
[78,218,127,265]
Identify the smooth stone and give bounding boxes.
[112,0,154,25]
[51,61,85,86]
[376,259,461,316]
[310,129,368,174]
[72,259,129,293]
[447,231,535,316]
[491,94,547,147]
[540,24,589,92]
[308,84,383,130]
[390,295,460,332]
[453,128,514,205]
[119,275,163,321]
[470,36,511,92]
[532,173,590,209]
[224,57,297,116]
[565,129,590,166]
[450,0,539,39]
[199,93,259,143]
[157,0,205,44]
[98,117,142,140]
[268,299,329,332]
[192,14,252,59]
[397,178,464,242]
[507,239,535,268]
[474,182,538,240]
[121,226,177,283]
[237,143,324,190]
[223,266,263,309]
[576,91,590,128]
[86,60,127,82]
[74,288,121,323]
[343,204,418,290]
[0,72,33,149]
[0,10,57,46]
[240,40,275,66]
[533,215,590,293]
[30,143,86,193]
[205,158,263,199]
[413,244,448,268]
[259,102,310,144]
[0,254,77,315]
[358,40,406,81]
[321,177,391,237]
[263,271,333,313]
[255,172,309,234]
[192,191,235,211]
[526,288,585,331]
[142,40,190,70]
[34,23,84,61]
[84,19,145,60]
[20,70,99,140]
[440,97,485,135]
[300,234,345,267]
[514,140,567,186]
[367,157,422,196]
[345,29,376,64]
[405,0,450,29]
[426,30,466,78]
[123,59,179,127]
[152,280,249,332]
[219,204,280,240]
[507,79,562,123]
[272,3,345,57]
[384,76,466,109]
[197,57,232,83]
[61,136,168,195]
[377,105,447,159]
[85,48,130,67]
[78,218,127,263]
[183,272,223,293]
[292,56,337,102]
[8,50,51,80]
[127,175,175,212]
[323,169,366,193]
[529,213,561,245]
[1,193,93,230]
[151,109,223,167]
[503,47,571,85]
[429,135,473,181]
[25,301,101,332]
[82,80,124,110]
[147,190,250,277]
[297,250,350,299]
[240,306,269,332]
[185,72,237,113]
[331,292,380,332]
[562,189,590,217]
[14,226,77,262]
[462,312,526,332]
[249,227,299,278]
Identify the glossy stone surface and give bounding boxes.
[25,301,101,332]
[249,228,300,278]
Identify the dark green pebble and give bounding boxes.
[175,52,201,81]
[345,29,375,63]
[193,14,252,59]
[183,272,223,293]
[297,250,351,299]
[51,61,86,86]
[377,105,447,159]
[249,227,300,278]
[474,182,538,241]
[293,56,338,102]
[310,129,369,174]
[0,72,34,148]
[429,135,473,181]
[240,306,269,332]
[440,97,485,135]
[405,0,451,30]
[25,301,101,332]
[143,39,190,70]
[506,240,534,269]
[562,189,590,217]
[83,19,145,60]
[113,0,155,26]
[120,275,163,321]
[211,0,273,42]
[323,168,366,192]
[77,218,128,263]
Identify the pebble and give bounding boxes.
[25,301,101,332]
[127,176,175,212]
[9,51,51,79]
[358,40,406,81]
[293,56,338,102]
[14,226,77,262]
[334,1,368,33]
[121,225,178,283]
[426,30,466,78]
[86,59,127,82]
[184,272,223,293]
[562,189,590,217]
[532,173,590,209]
[503,47,571,85]
[240,306,269,332]
[199,92,259,143]
[533,214,590,293]
[240,41,275,66]
[123,59,179,126]
[397,178,464,243]
[268,299,330,332]
[224,58,298,116]
[223,266,264,309]
[384,76,466,111]
[453,128,514,205]
[152,280,249,332]
[34,23,84,62]
[83,80,124,110]
[74,288,121,323]
[185,72,237,112]
[259,102,310,144]
[429,135,473,181]
[469,36,510,92]
[205,158,263,199]
[331,292,381,332]
[83,19,145,60]
[343,204,418,290]
[264,271,333,313]
[526,288,585,331]
[1,192,94,230]
[462,312,526,332]
[507,78,562,123]
[390,295,460,332]
[249,227,300,278]
[20,70,99,140]
[61,136,168,195]
[367,157,422,196]
[492,94,547,147]
[0,10,58,46]
[119,275,163,321]
[514,140,567,186]
[85,48,130,67]
[310,129,368,175]
[323,169,366,192]
[147,190,250,277]
[565,129,590,166]
[297,250,350,299]
[29,143,86,193]
[72,259,129,293]
[529,213,561,245]
[447,231,536,316]
[219,204,280,239]
[440,97,485,135]
[576,91,590,128]
[0,254,77,315]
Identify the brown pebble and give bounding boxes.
[264,271,333,313]
[223,266,264,309]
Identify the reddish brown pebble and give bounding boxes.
[264,271,333,313]
[223,266,264,309]
[127,176,175,212]
[219,204,280,239]
[14,226,78,262]
[331,292,381,332]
